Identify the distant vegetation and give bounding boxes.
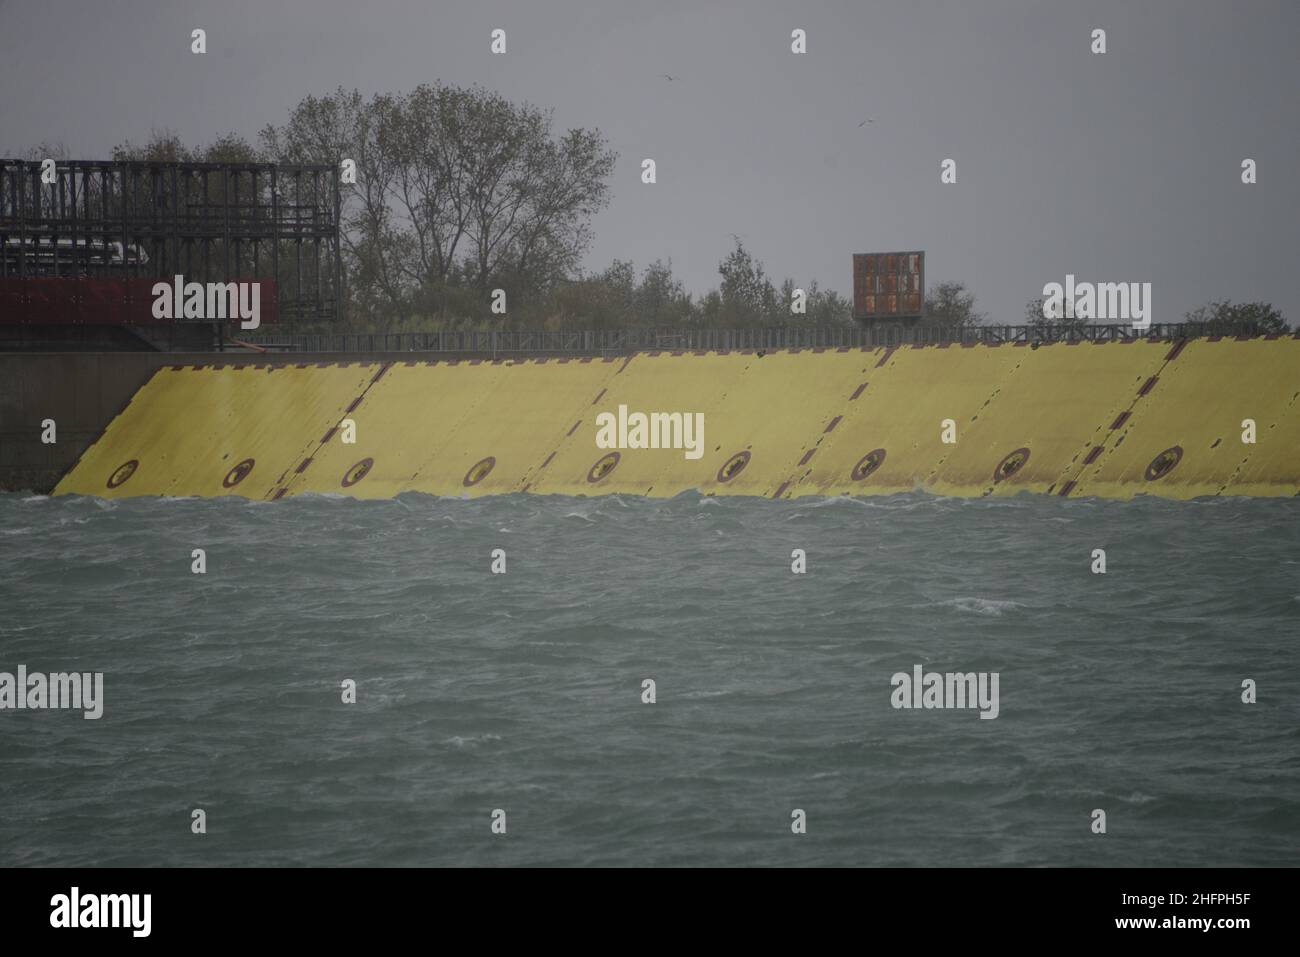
[1021,297,1290,335]
[1182,300,1288,335]
[18,81,1290,335]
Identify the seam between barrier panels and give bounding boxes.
[771,352,884,498]
[1054,338,1188,498]
[266,362,393,500]
[517,361,632,493]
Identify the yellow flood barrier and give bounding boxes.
[53,338,1300,501]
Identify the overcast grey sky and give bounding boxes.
[2,0,1296,323]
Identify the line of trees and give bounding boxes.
[1022,297,1288,335]
[102,85,859,332]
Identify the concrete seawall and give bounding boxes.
[44,337,1300,500]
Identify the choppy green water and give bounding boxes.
[1,490,1297,866]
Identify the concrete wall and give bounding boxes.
[0,353,161,493]
[48,337,1300,501]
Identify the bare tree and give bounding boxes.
[260,83,616,321]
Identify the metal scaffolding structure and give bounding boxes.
[0,159,342,324]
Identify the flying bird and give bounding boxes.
[661,74,679,81]
[858,119,874,127]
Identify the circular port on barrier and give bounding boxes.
[993,447,1031,483]
[851,448,887,482]
[107,459,138,489]
[463,456,496,487]
[716,451,751,483]
[1144,446,1183,481]
[222,458,255,488]
[341,457,374,488]
[587,451,621,483]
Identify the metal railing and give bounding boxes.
[235,322,1290,355]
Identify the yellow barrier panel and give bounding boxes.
[53,339,1300,501]
[53,363,380,499]
[928,340,1169,497]
[1069,338,1300,499]
[528,352,753,497]
[786,344,1026,497]
[277,358,625,499]
[696,348,884,498]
